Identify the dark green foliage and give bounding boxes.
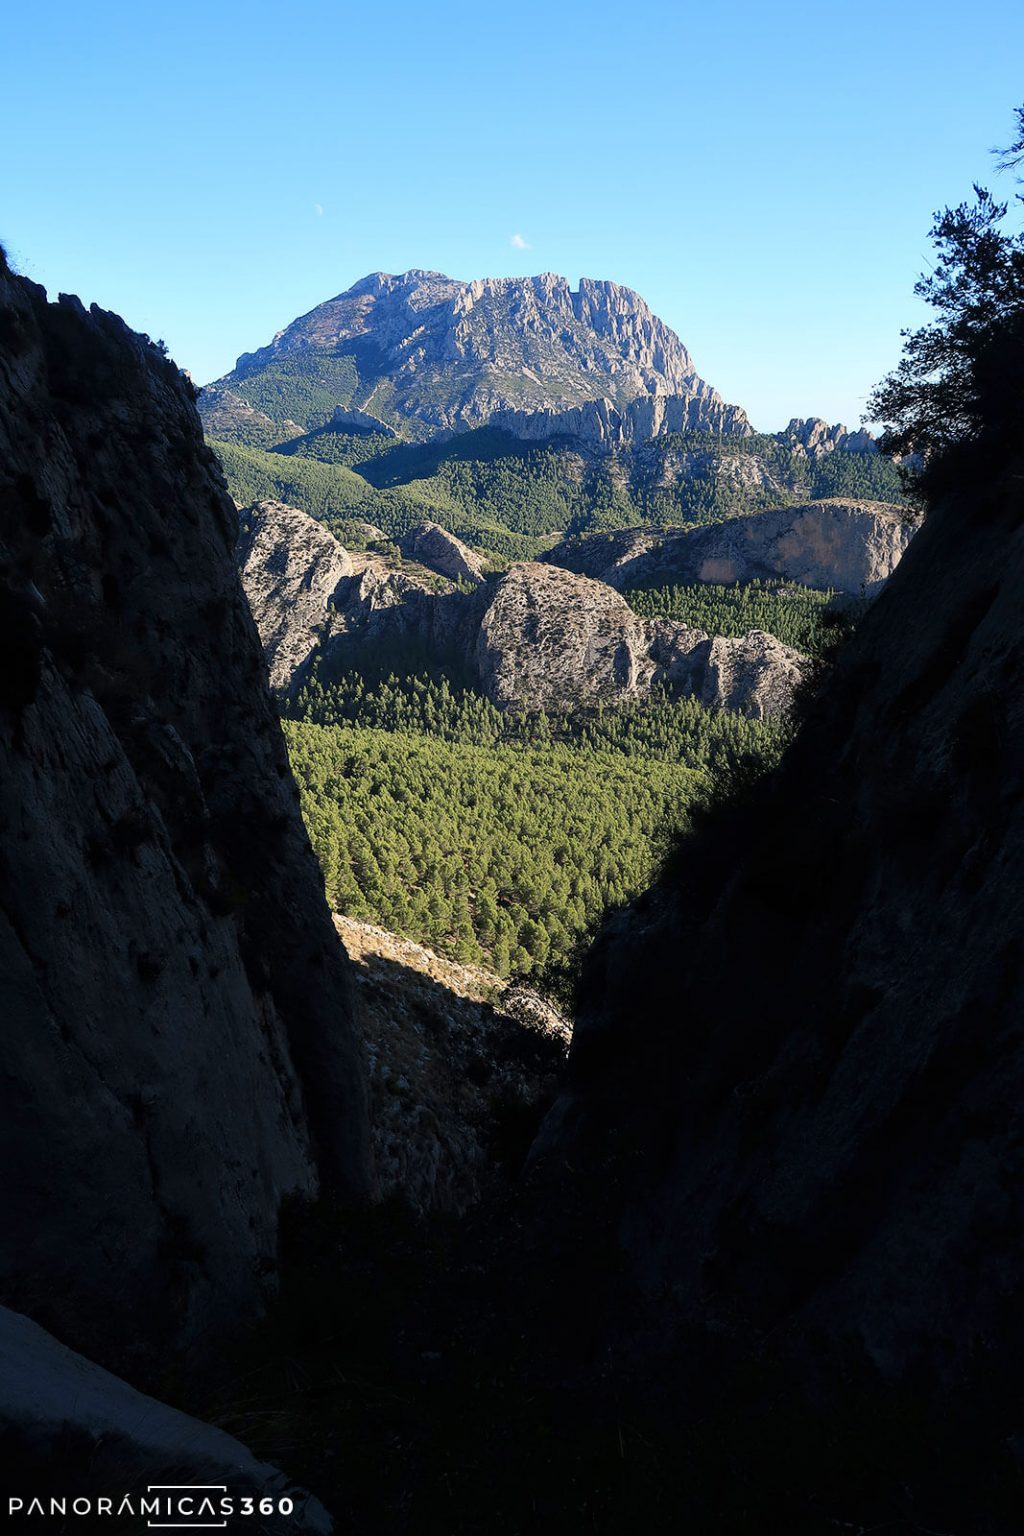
[209,438,552,564]
[228,354,360,431]
[285,718,699,978]
[624,578,864,659]
[808,447,910,503]
[359,428,636,537]
[868,107,1024,494]
[285,674,786,979]
[274,425,398,466]
[293,670,788,768]
[211,424,906,564]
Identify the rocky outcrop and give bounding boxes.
[536,452,1024,1431]
[204,269,749,438]
[0,256,369,1369]
[236,510,807,719]
[491,391,751,449]
[329,404,396,437]
[476,563,808,718]
[336,916,568,1216]
[398,521,485,585]
[0,1307,330,1533]
[703,629,809,715]
[781,416,879,456]
[476,563,656,709]
[546,497,917,596]
[238,501,353,690]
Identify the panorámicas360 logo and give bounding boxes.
[6,1485,299,1526]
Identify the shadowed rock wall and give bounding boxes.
[539,456,1024,1393]
[0,257,369,1369]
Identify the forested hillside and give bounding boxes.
[210,426,906,567]
[286,673,787,979]
[624,578,862,657]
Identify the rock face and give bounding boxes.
[703,630,810,716]
[398,521,485,585]
[0,257,369,1369]
[204,269,748,438]
[238,501,353,690]
[336,916,569,1217]
[235,512,808,719]
[537,453,1024,1412]
[0,1307,331,1533]
[781,416,879,456]
[546,497,916,596]
[476,564,807,717]
[490,391,750,449]
[477,563,657,710]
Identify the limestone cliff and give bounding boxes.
[0,256,369,1368]
[546,497,916,596]
[475,563,808,718]
[780,416,879,457]
[238,500,354,690]
[489,391,750,448]
[236,504,807,719]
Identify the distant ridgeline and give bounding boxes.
[201,269,907,565]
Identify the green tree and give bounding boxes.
[868,106,1024,489]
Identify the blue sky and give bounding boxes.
[4,0,1022,430]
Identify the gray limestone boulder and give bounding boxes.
[398,521,486,585]
[476,563,808,718]
[237,501,353,690]
[476,562,656,710]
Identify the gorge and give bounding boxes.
[1,234,1021,1536]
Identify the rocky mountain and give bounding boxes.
[546,497,916,596]
[205,269,750,442]
[781,415,879,457]
[236,501,810,719]
[0,255,369,1373]
[200,271,909,564]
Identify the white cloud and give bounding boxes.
[510,232,531,250]
[313,202,324,217]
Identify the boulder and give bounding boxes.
[237,500,353,690]
[476,563,808,718]
[476,562,657,710]
[398,521,486,584]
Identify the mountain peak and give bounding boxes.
[210,269,746,440]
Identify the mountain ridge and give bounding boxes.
[204,267,751,440]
